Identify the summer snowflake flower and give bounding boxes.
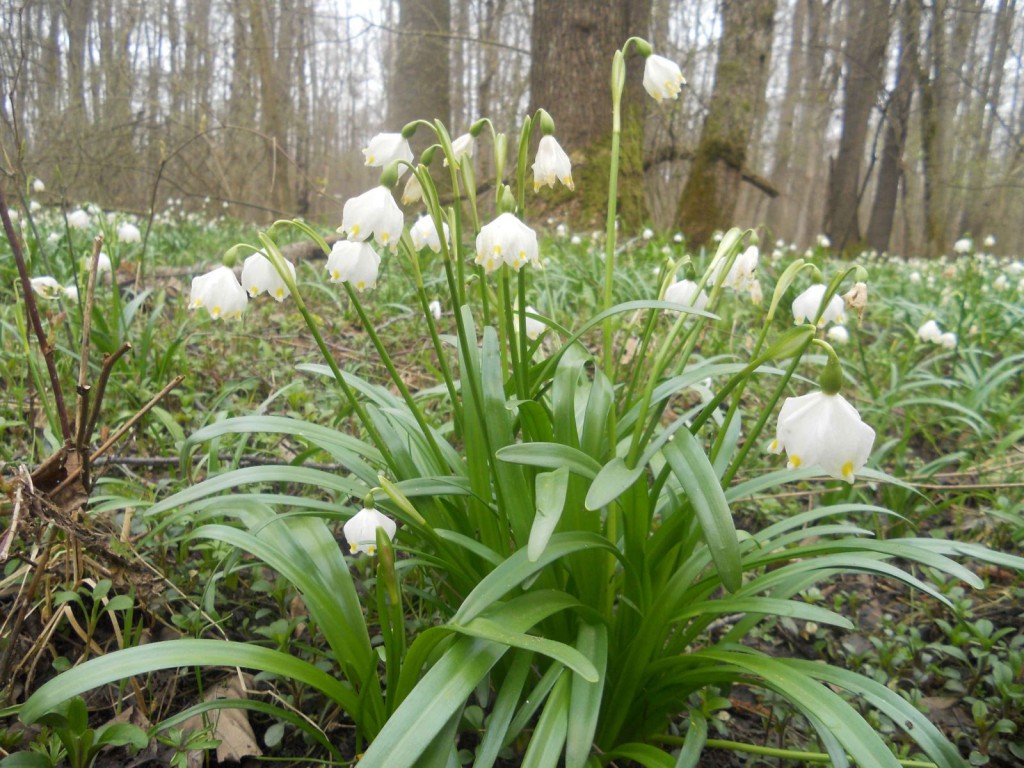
[410,215,450,253]
[816,234,831,249]
[429,300,442,320]
[665,279,709,311]
[67,209,90,230]
[953,237,972,254]
[343,507,397,556]
[532,135,574,192]
[993,274,1010,291]
[643,54,685,102]
[362,133,413,173]
[917,320,942,343]
[792,284,845,326]
[241,251,295,301]
[30,276,62,299]
[62,284,79,302]
[117,222,141,243]
[401,174,423,205]
[33,178,45,193]
[475,213,539,273]
[983,234,996,248]
[642,227,654,240]
[188,266,247,320]
[827,325,850,344]
[339,186,404,251]
[326,240,381,291]
[444,133,475,168]
[517,306,546,340]
[937,331,957,349]
[86,251,112,275]
[769,391,875,483]
[711,245,759,294]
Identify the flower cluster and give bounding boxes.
[917,320,957,349]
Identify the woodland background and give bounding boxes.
[1,0,1022,257]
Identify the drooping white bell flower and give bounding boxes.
[32,178,45,193]
[937,331,958,349]
[47,232,61,244]
[343,507,397,556]
[816,234,831,249]
[642,227,655,240]
[241,251,295,301]
[908,271,922,284]
[410,215,450,253]
[827,325,850,344]
[532,135,574,192]
[983,234,996,248]
[917,320,942,343]
[29,200,41,213]
[67,209,90,230]
[516,306,546,340]
[993,274,1010,291]
[643,54,685,102]
[792,284,845,326]
[429,299,442,320]
[339,186,404,252]
[710,245,759,294]
[188,266,247,320]
[86,251,112,275]
[769,390,875,483]
[444,133,475,168]
[62,284,79,302]
[401,174,423,205]
[117,222,141,243]
[326,240,381,291]
[362,132,413,174]
[30,276,63,299]
[664,279,709,312]
[953,237,973,254]
[475,213,540,273]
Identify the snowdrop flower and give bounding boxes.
[410,215,450,253]
[983,234,996,248]
[769,391,875,483]
[444,133,475,168]
[429,300,442,320]
[32,178,45,193]
[241,251,295,301]
[827,325,850,344]
[643,54,685,102]
[533,135,574,192]
[362,132,413,173]
[937,332,958,349]
[67,209,90,230]
[665,279,709,312]
[343,507,397,556]
[117,222,141,243]
[326,240,381,291]
[188,266,247,320]
[953,237,972,255]
[792,284,845,326]
[62,284,79,302]
[31,276,62,299]
[339,186,404,251]
[642,227,654,240]
[712,244,759,294]
[401,174,423,205]
[475,213,540,273]
[917,320,942,343]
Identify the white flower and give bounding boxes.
[1007,261,1024,276]
[665,279,708,312]
[29,200,41,213]
[908,271,921,284]
[117,222,141,243]
[710,245,759,293]
[642,227,654,240]
[401,174,423,205]
[62,284,79,302]
[326,240,381,291]
[769,391,875,483]
[816,234,831,249]
[643,54,685,102]
[33,178,45,193]
[570,235,582,246]
[937,331,958,349]
[30,276,62,299]
[953,237,973,254]
[749,279,764,305]
[67,209,90,230]
[362,132,413,173]
[86,251,112,275]
[555,224,567,238]
[339,186,404,251]
[410,215,449,253]
[429,299,442,320]
[516,306,546,340]
[343,507,397,555]
[532,135,574,192]
[673,232,684,243]
[827,325,850,344]
[444,133,475,168]
[993,274,1010,291]
[241,251,295,301]
[917,320,942,343]
[7,208,18,222]
[475,213,540,273]
[47,232,61,244]
[188,266,247,320]
[792,284,845,326]
[983,234,996,248]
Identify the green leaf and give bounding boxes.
[529,467,570,561]
[675,597,853,629]
[521,672,570,768]
[565,623,607,768]
[19,640,359,726]
[497,443,602,479]
[604,743,676,768]
[585,457,643,511]
[674,710,708,768]
[473,651,533,768]
[450,617,597,682]
[663,431,742,593]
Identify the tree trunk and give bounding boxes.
[530,0,651,229]
[673,0,777,246]
[823,0,891,252]
[388,0,452,131]
[867,0,918,253]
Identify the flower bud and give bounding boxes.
[498,185,517,216]
[537,109,556,136]
[401,122,419,139]
[379,160,401,190]
[818,349,844,395]
[420,145,437,166]
[470,118,487,138]
[634,38,653,57]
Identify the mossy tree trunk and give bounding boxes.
[388,0,452,137]
[529,0,651,229]
[674,0,776,247]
